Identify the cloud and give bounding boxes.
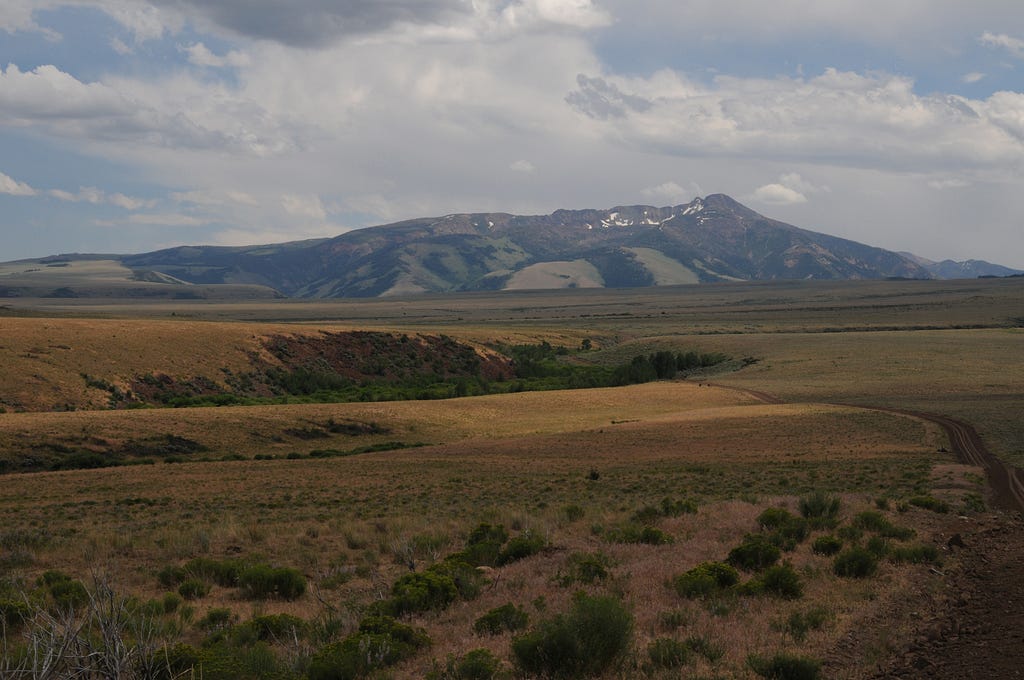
[48,185,154,209]
[0,171,37,196]
[182,42,250,68]
[749,173,828,206]
[980,31,1024,58]
[500,0,612,31]
[565,74,652,119]
[509,159,536,173]
[750,183,807,205]
[0,63,299,155]
[927,178,972,190]
[126,213,206,226]
[568,68,1024,172]
[281,193,327,220]
[641,181,700,204]
[962,72,986,84]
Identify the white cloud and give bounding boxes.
[48,185,153,209]
[980,31,1024,58]
[0,171,37,196]
[750,183,807,205]
[182,42,250,69]
[962,72,986,84]
[127,213,205,226]
[281,193,327,221]
[568,68,1024,172]
[500,0,612,31]
[641,181,700,204]
[927,178,972,190]
[509,159,536,173]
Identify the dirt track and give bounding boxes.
[711,382,1024,678]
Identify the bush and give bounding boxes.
[462,523,509,567]
[866,535,889,558]
[563,505,585,522]
[512,593,633,678]
[758,563,803,599]
[474,603,529,635]
[889,544,940,565]
[238,565,306,600]
[833,547,879,578]
[184,557,242,587]
[605,524,673,545]
[851,511,915,540]
[673,561,740,599]
[198,607,233,630]
[769,517,810,551]
[908,495,950,514]
[432,559,484,601]
[157,565,187,588]
[685,635,725,662]
[308,616,430,680]
[661,497,698,517]
[728,534,781,571]
[647,637,690,669]
[758,507,795,530]
[386,569,459,616]
[428,648,502,680]
[244,613,308,641]
[162,592,183,614]
[748,652,822,679]
[496,530,546,565]
[798,492,841,527]
[0,597,31,628]
[178,578,210,600]
[557,552,613,586]
[783,606,831,642]
[811,535,843,556]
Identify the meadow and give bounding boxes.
[0,276,1021,678]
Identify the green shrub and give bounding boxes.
[244,613,308,641]
[728,534,781,571]
[238,565,306,600]
[851,511,914,540]
[307,616,430,680]
[866,535,889,558]
[428,648,503,680]
[496,530,546,565]
[769,517,810,551]
[673,561,740,599]
[557,552,613,586]
[782,606,831,642]
[512,593,633,678]
[386,569,458,616]
[757,507,794,530]
[157,565,187,588]
[833,547,879,578]
[660,497,698,517]
[748,652,822,679]
[908,495,950,514]
[462,523,509,567]
[474,602,529,635]
[605,524,673,545]
[184,557,242,587]
[198,607,233,630]
[889,544,940,565]
[563,505,585,522]
[685,635,725,662]
[798,492,841,527]
[0,597,31,628]
[177,578,210,600]
[431,559,484,601]
[47,578,89,610]
[811,535,843,556]
[758,563,803,599]
[162,591,183,614]
[647,637,690,669]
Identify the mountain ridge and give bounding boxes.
[6,194,1015,299]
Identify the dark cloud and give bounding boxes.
[157,0,470,46]
[565,74,652,120]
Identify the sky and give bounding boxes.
[1,0,1023,268]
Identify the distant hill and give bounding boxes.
[899,253,1023,280]
[1,194,953,298]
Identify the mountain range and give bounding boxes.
[3,194,1020,298]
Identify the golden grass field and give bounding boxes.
[0,277,1022,678]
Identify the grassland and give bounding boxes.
[0,276,1021,678]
